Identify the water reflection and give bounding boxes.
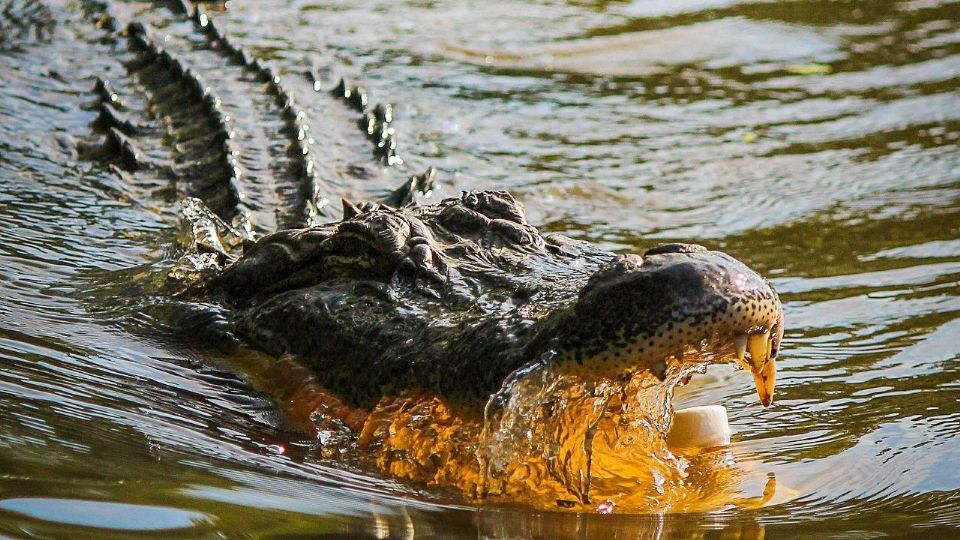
[447,17,843,76]
[0,498,212,531]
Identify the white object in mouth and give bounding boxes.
[667,405,731,449]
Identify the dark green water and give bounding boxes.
[1,0,959,537]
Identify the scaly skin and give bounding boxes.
[185,190,784,408]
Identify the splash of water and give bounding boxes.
[251,346,767,511]
[478,355,707,508]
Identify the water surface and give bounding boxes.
[1,0,959,537]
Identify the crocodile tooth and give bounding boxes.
[734,333,748,369]
[746,331,775,407]
[746,331,770,369]
[753,357,776,408]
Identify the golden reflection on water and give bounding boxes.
[229,348,781,514]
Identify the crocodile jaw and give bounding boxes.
[743,330,778,407]
[546,244,784,407]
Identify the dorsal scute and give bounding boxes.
[460,190,528,225]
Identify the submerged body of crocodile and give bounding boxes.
[25,0,784,508]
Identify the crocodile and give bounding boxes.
[50,0,783,508]
[191,195,783,409]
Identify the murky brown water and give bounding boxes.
[2,0,959,537]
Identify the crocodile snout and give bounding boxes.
[547,244,784,407]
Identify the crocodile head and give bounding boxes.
[192,190,783,406]
[536,244,784,406]
[206,190,546,299]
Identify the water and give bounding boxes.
[1,0,959,536]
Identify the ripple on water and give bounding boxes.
[445,17,844,77]
[0,498,213,531]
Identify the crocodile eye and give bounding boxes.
[323,233,381,258]
[335,236,378,256]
